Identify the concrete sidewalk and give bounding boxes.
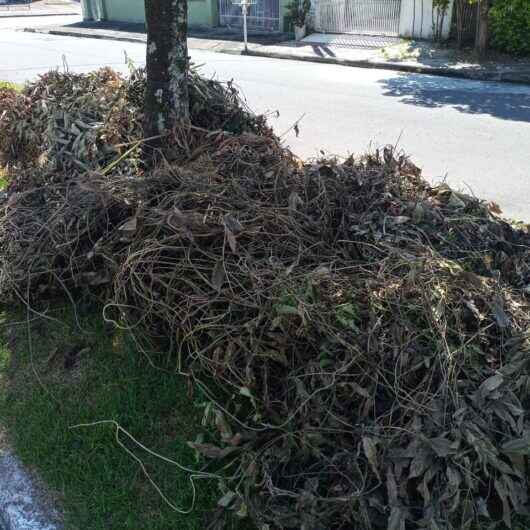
[0,429,63,530]
[28,20,288,44]
[250,36,530,85]
[0,0,80,17]
[25,21,530,85]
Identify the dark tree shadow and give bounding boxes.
[311,45,337,58]
[379,73,530,123]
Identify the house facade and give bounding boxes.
[81,0,292,32]
[81,0,453,40]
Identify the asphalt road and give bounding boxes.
[1,18,530,219]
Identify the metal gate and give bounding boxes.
[219,0,280,31]
[314,0,401,36]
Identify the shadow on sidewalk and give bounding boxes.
[64,20,287,44]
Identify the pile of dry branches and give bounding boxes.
[0,68,269,301]
[1,70,530,530]
[0,67,269,181]
[109,145,530,530]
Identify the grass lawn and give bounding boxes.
[0,81,21,91]
[0,169,6,190]
[0,305,226,530]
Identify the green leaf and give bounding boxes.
[387,506,405,530]
[492,300,510,329]
[240,387,254,399]
[351,382,371,399]
[336,303,359,331]
[502,435,530,455]
[276,304,300,316]
[429,435,453,457]
[362,436,380,480]
[236,502,248,518]
[494,478,512,529]
[477,373,504,401]
[223,213,243,234]
[409,448,431,479]
[446,466,461,491]
[217,491,237,508]
[187,442,238,460]
[214,410,233,442]
[211,260,226,292]
[386,466,399,505]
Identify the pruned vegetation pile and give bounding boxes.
[0,68,270,299]
[1,70,530,530]
[0,68,269,179]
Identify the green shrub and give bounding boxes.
[490,0,530,56]
[285,0,311,27]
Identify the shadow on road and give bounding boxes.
[379,73,530,123]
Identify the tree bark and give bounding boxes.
[475,0,489,57]
[143,0,190,150]
[455,0,465,50]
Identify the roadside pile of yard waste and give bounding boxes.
[1,69,530,530]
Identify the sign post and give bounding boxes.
[232,0,256,53]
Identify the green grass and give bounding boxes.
[0,168,6,190]
[0,305,224,530]
[0,80,21,92]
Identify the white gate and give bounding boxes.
[219,0,280,31]
[314,0,401,36]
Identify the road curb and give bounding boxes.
[244,49,530,86]
[23,27,530,86]
[0,448,63,530]
[36,26,146,43]
[27,27,248,53]
[0,11,79,18]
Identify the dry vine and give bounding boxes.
[1,69,530,530]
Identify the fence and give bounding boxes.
[219,0,280,31]
[451,0,478,47]
[314,0,401,36]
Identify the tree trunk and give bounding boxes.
[143,0,189,151]
[475,0,489,56]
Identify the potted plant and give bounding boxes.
[286,0,311,41]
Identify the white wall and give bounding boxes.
[81,0,107,21]
[399,0,454,40]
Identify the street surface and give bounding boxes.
[1,16,529,219]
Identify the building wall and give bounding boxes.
[279,0,291,32]
[398,0,454,39]
[84,0,220,28]
[103,0,143,23]
[82,0,452,39]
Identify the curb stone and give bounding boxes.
[0,448,63,530]
[24,26,530,86]
[30,26,147,43]
[0,11,79,17]
[245,49,530,85]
